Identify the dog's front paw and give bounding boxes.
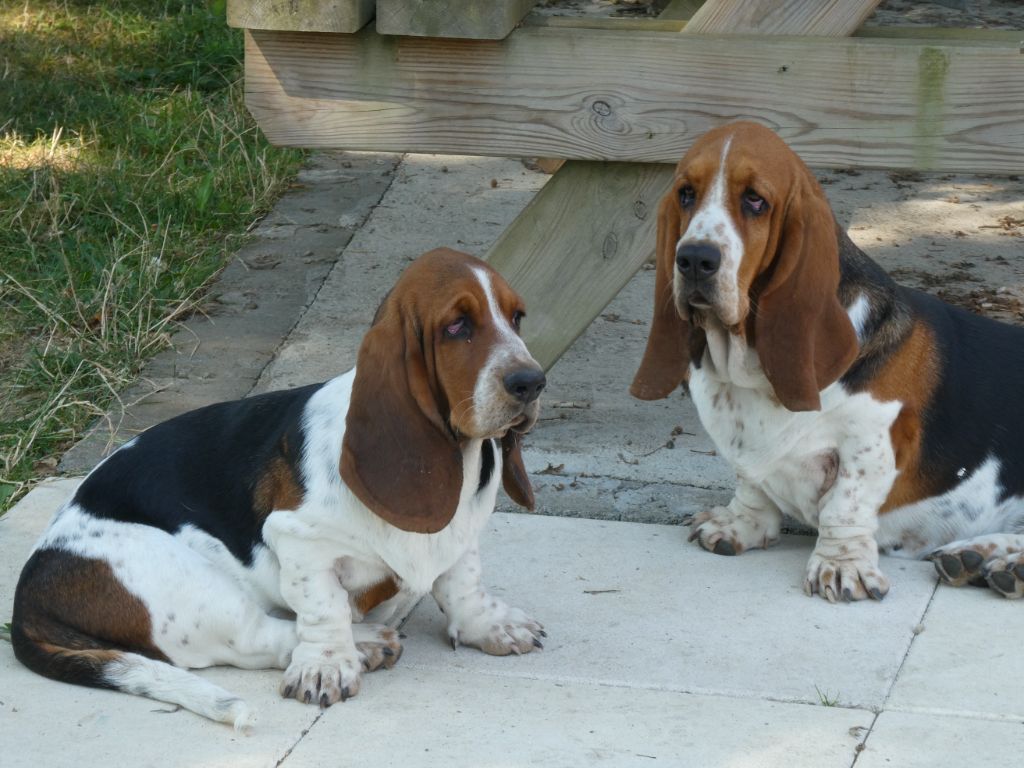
[353,623,403,671]
[280,644,362,707]
[448,601,544,656]
[984,552,1024,599]
[804,551,890,602]
[688,506,779,556]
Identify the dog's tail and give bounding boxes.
[11,549,254,730]
[11,621,255,730]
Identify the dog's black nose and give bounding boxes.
[503,368,546,404]
[676,242,722,282]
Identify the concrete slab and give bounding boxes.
[0,478,78,614]
[886,584,1024,720]
[399,513,937,711]
[857,711,1024,768]
[285,668,873,768]
[252,154,550,393]
[0,656,313,768]
[241,153,732,524]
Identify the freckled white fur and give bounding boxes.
[34,363,540,725]
[675,136,745,325]
[878,457,1024,558]
[689,301,1024,599]
[689,314,901,599]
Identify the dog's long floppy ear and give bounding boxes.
[753,176,858,412]
[500,430,534,511]
[341,304,462,534]
[630,191,691,400]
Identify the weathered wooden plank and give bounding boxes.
[684,0,881,36]
[658,0,706,21]
[855,25,1024,43]
[377,0,538,40]
[227,0,373,33]
[483,162,673,371]
[244,27,1024,173]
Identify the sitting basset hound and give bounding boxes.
[12,248,547,728]
[632,121,1024,602]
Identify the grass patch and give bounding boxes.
[814,685,840,707]
[0,1,305,510]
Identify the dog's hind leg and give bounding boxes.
[931,533,1024,597]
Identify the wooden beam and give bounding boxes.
[523,15,685,33]
[683,0,881,36]
[227,0,374,33]
[483,163,673,371]
[245,27,1024,173]
[658,0,706,21]
[376,0,538,40]
[855,25,1024,43]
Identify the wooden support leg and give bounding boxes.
[484,162,673,371]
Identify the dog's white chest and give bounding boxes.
[689,350,900,527]
[264,372,500,598]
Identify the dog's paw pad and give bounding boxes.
[930,546,988,587]
[984,554,1024,599]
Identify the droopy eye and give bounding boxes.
[743,190,767,214]
[511,310,524,331]
[444,317,470,340]
[679,185,696,208]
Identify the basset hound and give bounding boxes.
[12,248,547,729]
[632,121,1024,602]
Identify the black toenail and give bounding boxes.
[869,587,884,601]
[713,539,736,556]
[842,588,853,602]
[283,685,294,698]
[341,686,351,701]
[382,647,394,656]
[303,690,312,703]
[939,554,963,578]
[533,638,543,649]
[539,630,547,638]
[960,550,983,570]
[989,571,1016,594]
[320,693,330,708]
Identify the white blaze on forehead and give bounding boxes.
[471,266,529,354]
[675,134,745,323]
[469,266,538,432]
[678,136,736,248]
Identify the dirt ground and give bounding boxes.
[537,0,1024,28]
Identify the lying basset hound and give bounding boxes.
[12,248,547,728]
[632,121,1024,602]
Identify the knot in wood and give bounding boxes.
[633,200,648,221]
[601,232,619,260]
[591,100,613,117]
